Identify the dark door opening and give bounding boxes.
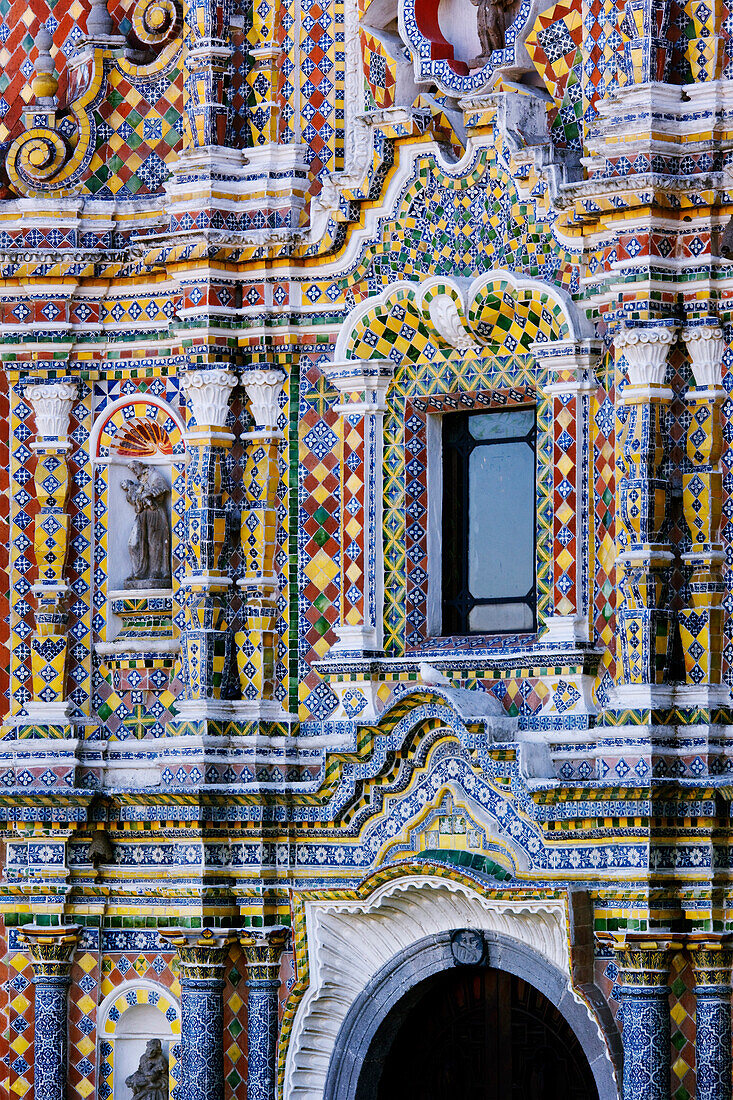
[373,966,599,1100]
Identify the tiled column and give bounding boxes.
[240,927,290,1100]
[607,936,678,1100]
[533,339,600,645]
[620,0,673,83]
[246,0,279,148]
[321,359,395,658]
[160,928,236,1100]
[688,937,733,1100]
[237,369,285,713]
[23,380,78,723]
[19,924,80,1100]
[679,323,726,691]
[178,366,238,712]
[614,326,676,697]
[182,0,232,149]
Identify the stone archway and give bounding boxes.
[324,931,618,1100]
[283,874,621,1100]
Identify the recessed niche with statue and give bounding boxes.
[91,396,186,657]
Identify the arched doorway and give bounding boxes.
[375,966,598,1100]
[321,928,620,1100]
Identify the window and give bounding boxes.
[441,408,536,635]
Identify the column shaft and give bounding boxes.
[180,978,226,1099]
[614,326,676,691]
[679,324,726,688]
[241,928,289,1100]
[688,940,733,1100]
[178,367,238,706]
[604,936,677,1100]
[19,924,80,1100]
[238,369,284,708]
[160,928,235,1100]
[23,380,78,719]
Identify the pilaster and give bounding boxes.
[533,339,601,646]
[240,927,290,1100]
[177,366,238,716]
[613,325,676,706]
[20,924,80,1100]
[159,928,236,1100]
[237,369,286,715]
[316,359,395,722]
[679,323,727,697]
[23,379,79,726]
[322,359,394,659]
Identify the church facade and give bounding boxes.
[0,0,731,1096]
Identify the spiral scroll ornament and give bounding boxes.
[5,128,71,193]
[131,0,179,45]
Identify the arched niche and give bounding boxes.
[91,395,186,647]
[97,981,181,1100]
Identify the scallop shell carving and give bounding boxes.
[112,418,175,457]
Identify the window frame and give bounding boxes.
[439,406,537,637]
[399,386,542,654]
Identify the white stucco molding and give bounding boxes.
[284,874,595,1100]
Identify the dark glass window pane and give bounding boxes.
[468,443,534,599]
[441,407,535,636]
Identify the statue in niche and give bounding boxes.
[121,461,171,588]
[469,0,517,64]
[125,1038,168,1100]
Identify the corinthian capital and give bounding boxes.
[159,927,237,981]
[682,323,726,389]
[615,325,677,387]
[19,924,80,978]
[24,381,78,442]
[181,366,238,432]
[240,926,290,981]
[240,369,285,432]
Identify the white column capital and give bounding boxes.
[24,380,78,443]
[682,323,726,390]
[615,325,677,387]
[240,368,284,433]
[181,366,238,436]
[324,358,395,413]
[532,338,602,394]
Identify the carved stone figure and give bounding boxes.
[469,0,516,64]
[125,1038,168,1100]
[121,461,171,588]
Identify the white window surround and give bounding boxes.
[426,402,538,641]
